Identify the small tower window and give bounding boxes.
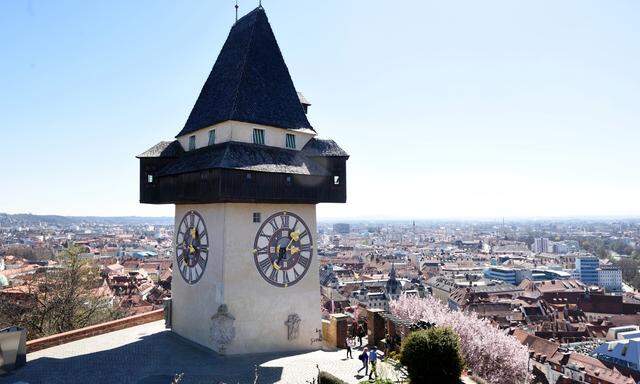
[147,174,154,183]
[334,175,340,185]
[253,129,265,145]
[285,133,296,149]
[208,129,216,146]
[188,135,196,151]
[253,212,261,223]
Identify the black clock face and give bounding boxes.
[253,211,313,288]
[175,210,209,284]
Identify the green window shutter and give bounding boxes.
[253,129,265,145]
[286,133,296,149]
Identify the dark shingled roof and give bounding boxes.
[176,7,312,138]
[157,141,329,177]
[137,141,184,158]
[301,138,349,157]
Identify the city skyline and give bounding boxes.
[2,0,639,219]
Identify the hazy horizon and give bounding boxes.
[2,1,639,219]
[4,211,640,224]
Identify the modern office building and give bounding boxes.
[484,266,532,285]
[333,223,351,235]
[531,268,572,281]
[598,265,623,292]
[575,256,599,285]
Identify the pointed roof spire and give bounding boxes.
[177,7,313,138]
[387,262,400,294]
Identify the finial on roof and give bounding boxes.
[235,0,239,23]
[258,0,262,8]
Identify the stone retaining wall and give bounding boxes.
[26,309,164,353]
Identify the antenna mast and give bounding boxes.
[235,0,239,23]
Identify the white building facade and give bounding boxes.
[598,266,623,292]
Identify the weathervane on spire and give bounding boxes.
[258,0,262,9]
[235,0,239,23]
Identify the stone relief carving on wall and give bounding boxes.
[210,304,235,354]
[310,328,323,345]
[284,314,301,341]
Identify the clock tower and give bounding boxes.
[137,7,348,355]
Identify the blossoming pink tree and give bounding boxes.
[389,295,529,384]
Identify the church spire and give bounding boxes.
[386,262,400,295]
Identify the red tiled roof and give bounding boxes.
[512,328,559,358]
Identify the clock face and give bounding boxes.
[175,210,209,285]
[253,211,313,288]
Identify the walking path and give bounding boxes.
[1,321,405,384]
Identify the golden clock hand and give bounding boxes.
[289,245,300,255]
[290,231,300,242]
[189,244,196,254]
[285,238,294,251]
[190,228,197,239]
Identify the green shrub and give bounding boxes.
[400,327,464,384]
[318,371,348,384]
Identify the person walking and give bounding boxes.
[346,336,354,359]
[357,347,369,376]
[357,324,365,347]
[368,346,378,380]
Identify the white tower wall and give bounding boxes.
[171,203,321,355]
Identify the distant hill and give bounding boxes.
[0,213,173,226]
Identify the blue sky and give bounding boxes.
[1,0,639,219]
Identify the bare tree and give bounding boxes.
[0,245,123,339]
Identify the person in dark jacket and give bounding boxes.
[357,347,369,376]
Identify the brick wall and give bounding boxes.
[26,309,164,353]
[367,308,385,348]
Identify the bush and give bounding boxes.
[391,295,528,384]
[318,371,348,384]
[386,350,400,361]
[400,327,464,384]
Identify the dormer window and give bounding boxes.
[208,129,216,146]
[188,135,196,151]
[253,129,265,145]
[285,133,296,149]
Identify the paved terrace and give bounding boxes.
[1,321,405,384]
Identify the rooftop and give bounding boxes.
[177,7,312,137]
